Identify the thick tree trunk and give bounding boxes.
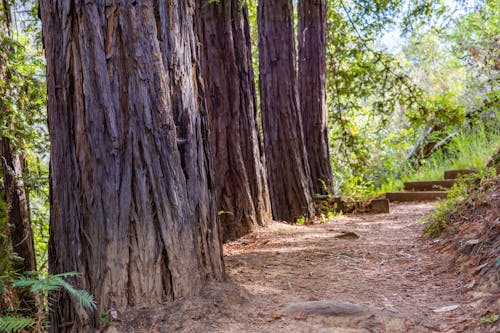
[40,1,224,332]
[298,0,333,195]
[0,138,37,313]
[258,0,315,222]
[196,0,272,241]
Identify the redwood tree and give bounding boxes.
[258,0,315,222]
[197,0,272,240]
[40,1,223,331]
[298,0,333,195]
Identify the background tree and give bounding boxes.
[0,1,37,315]
[258,0,315,222]
[298,0,333,196]
[196,0,272,241]
[39,1,224,331]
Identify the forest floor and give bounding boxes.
[117,202,498,333]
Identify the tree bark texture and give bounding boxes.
[298,0,333,195]
[39,1,224,332]
[258,0,315,222]
[196,0,272,241]
[0,138,37,313]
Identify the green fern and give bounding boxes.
[0,316,35,332]
[14,272,96,310]
[1,272,96,333]
[56,279,96,310]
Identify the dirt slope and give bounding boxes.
[115,202,490,333]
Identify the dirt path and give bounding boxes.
[219,202,470,332]
[118,202,476,333]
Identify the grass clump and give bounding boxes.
[423,166,497,236]
[404,125,500,183]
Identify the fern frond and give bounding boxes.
[0,316,35,332]
[58,280,96,310]
[13,271,96,311]
[14,275,58,293]
[71,288,96,310]
[51,272,82,279]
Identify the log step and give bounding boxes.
[386,191,448,202]
[444,168,476,180]
[404,180,456,191]
[315,197,390,214]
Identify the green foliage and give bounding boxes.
[404,124,500,182]
[14,272,96,311]
[480,314,499,324]
[295,216,306,225]
[423,167,496,236]
[448,0,499,109]
[99,311,113,326]
[0,316,35,332]
[422,176,472,236]
[0,33,47,153]
[1,272,96,332]
[325,0,439,198]
[0,0,50,272]
[323,0,500,199]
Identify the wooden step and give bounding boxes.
[315,197,389,214]
[386,191,448,202]
[444,168,475,180]
[404,180,456,191]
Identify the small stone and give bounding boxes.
[335,231,360,240]
[465,239,480,245]
[283,300,367,317]
[433,305,459,313]
[109,309,118,319]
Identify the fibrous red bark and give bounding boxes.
[40,1,224,331]
[298,0,333,195]
[258,0,315,222]
[197,0,272,241]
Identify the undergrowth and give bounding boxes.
[0,272,96,332]
[335,123,500,202]
[423,166,497,236]
[403,125,500,183]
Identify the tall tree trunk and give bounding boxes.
[196,0,272,241]
[298,0,333,195]
[39,1,224,332]
[258,0,315,222]
[0,138,37,313]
